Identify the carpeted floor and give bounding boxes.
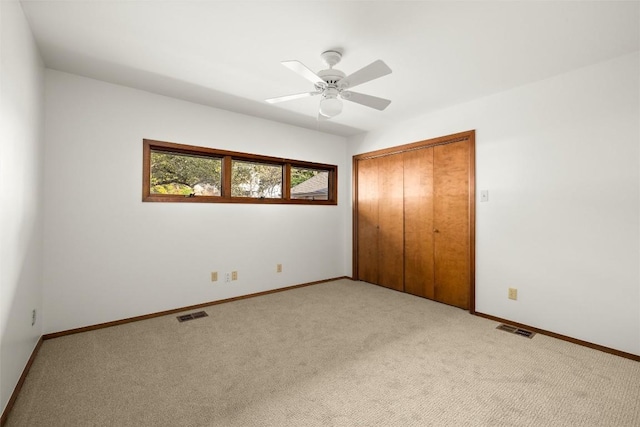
[6,279,640,426]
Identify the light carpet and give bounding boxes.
[6,279,640,426]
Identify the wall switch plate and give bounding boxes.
[225,273,230,283]
[480,190,489,202]
[277,264,282,273]
[231,271,238,281]
[508,288,518,300]
[211,272,218,282]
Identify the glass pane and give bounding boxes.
[290,168,329,200]
[231,160,282,198]
[150,150,222,196]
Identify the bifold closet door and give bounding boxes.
[403,148,435,298]
[376,154,404,291]
[357,157,379,285]
[433,141,471,309]
[356,155,404,291]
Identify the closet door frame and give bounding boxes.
[352,130,476,313]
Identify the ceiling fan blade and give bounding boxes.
[281,60,325,86]
[341,60,392,89]
[266,91,320,104]
[341,91,391,111]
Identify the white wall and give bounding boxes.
[43,70,348,334]
[347,52,640,356]
[0,0,45,414]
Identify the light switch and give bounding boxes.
[480,190,489,202]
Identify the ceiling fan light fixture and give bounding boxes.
[319,97,343,118]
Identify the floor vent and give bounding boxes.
[177,311,208,322]
[496,323,536,339]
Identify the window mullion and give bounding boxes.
[222,155,232,198]
[284,163,291,200]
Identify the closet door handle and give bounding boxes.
[433,228,440,233]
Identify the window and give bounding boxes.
[290,167,329,201]
[143,139,337,205]
[231,160,282,199]
[150,151,222,196]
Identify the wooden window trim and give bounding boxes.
[143,139,337,205]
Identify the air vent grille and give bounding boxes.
[496,323,535,339]
[177,311,208,322]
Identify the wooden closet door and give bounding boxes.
[433,140,470,309]
[403,148,435,298]
[377,154,404,291]
[357,158,379,285]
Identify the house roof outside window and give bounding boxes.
[290,172,328,200]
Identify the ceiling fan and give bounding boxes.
[266,50,392,120]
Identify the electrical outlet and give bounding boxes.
[277,264,282,273]
[231,271,238,281]
[211,272,218,282]
[32,309,36,326]
[508,288,518,300]
[225,273,231,283]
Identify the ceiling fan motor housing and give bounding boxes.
[317,68,346,87]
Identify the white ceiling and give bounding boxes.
[20,1,640,137]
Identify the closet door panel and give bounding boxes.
[377,154,404,291]
[434,141,470,309]
[357,158,379,285]
[403,149,435,298]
